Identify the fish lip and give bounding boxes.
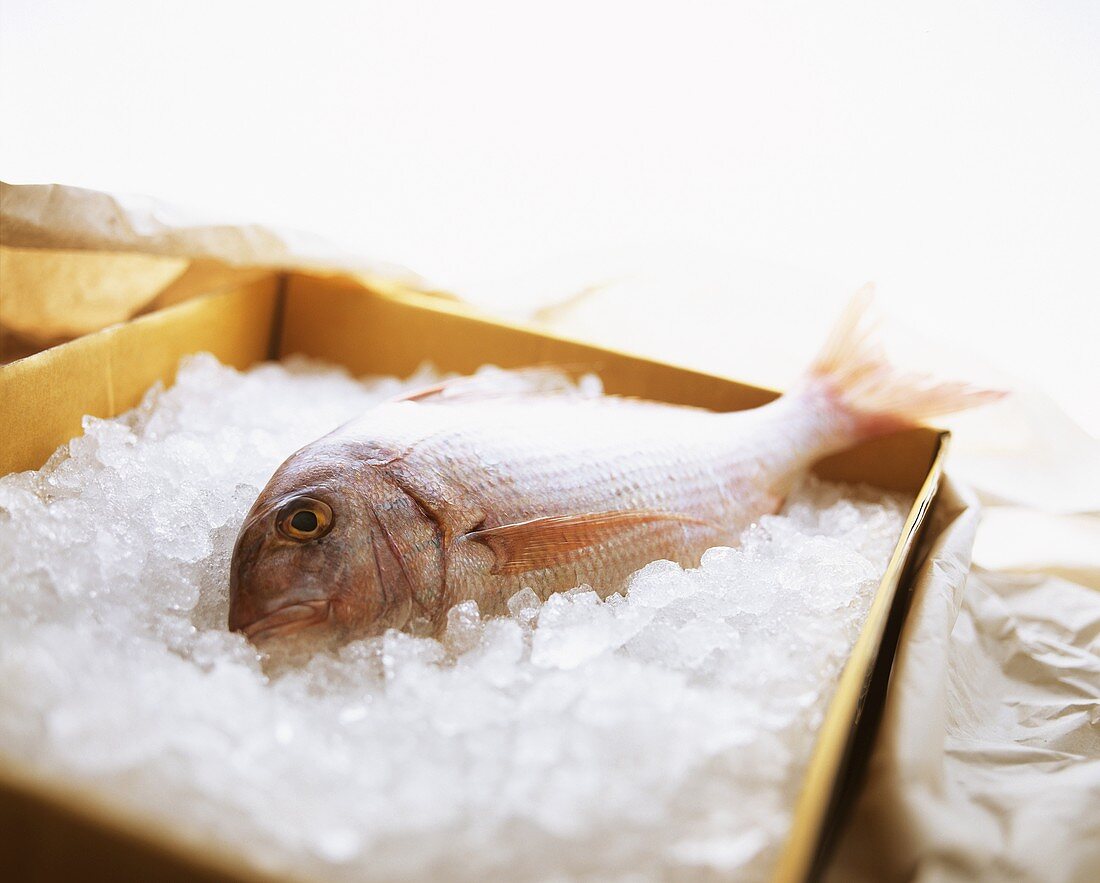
[239,599,331,642]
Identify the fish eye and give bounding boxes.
[277,497,333,542]
[291,510,317,532]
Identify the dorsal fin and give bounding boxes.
[393,366,595,405]
[392,367,716,420]
[463,509,709,575]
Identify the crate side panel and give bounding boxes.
[771,434,948,882]
[812,427,941,493]
[0,277,280,476]
[284,275,774,406]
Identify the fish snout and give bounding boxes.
[228,511,336,643]
[230,597,332,643]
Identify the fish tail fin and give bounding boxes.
[805,283,1006,435]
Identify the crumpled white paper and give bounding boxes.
[828,479,1100,882]
[0,180,416,273]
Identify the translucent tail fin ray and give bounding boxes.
[809,283,1005,426]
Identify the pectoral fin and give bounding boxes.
[465,509,708,575]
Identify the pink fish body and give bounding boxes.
[229,289,999,645]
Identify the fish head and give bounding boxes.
[229,440,436,647]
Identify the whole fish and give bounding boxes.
[228,289,998,645]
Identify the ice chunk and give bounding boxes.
[443,600,483,655]
[506,586,542,624]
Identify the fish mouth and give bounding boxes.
[240,599,332,642]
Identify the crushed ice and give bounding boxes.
[0,354,907,881]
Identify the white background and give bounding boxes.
[2,0,1098,431]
